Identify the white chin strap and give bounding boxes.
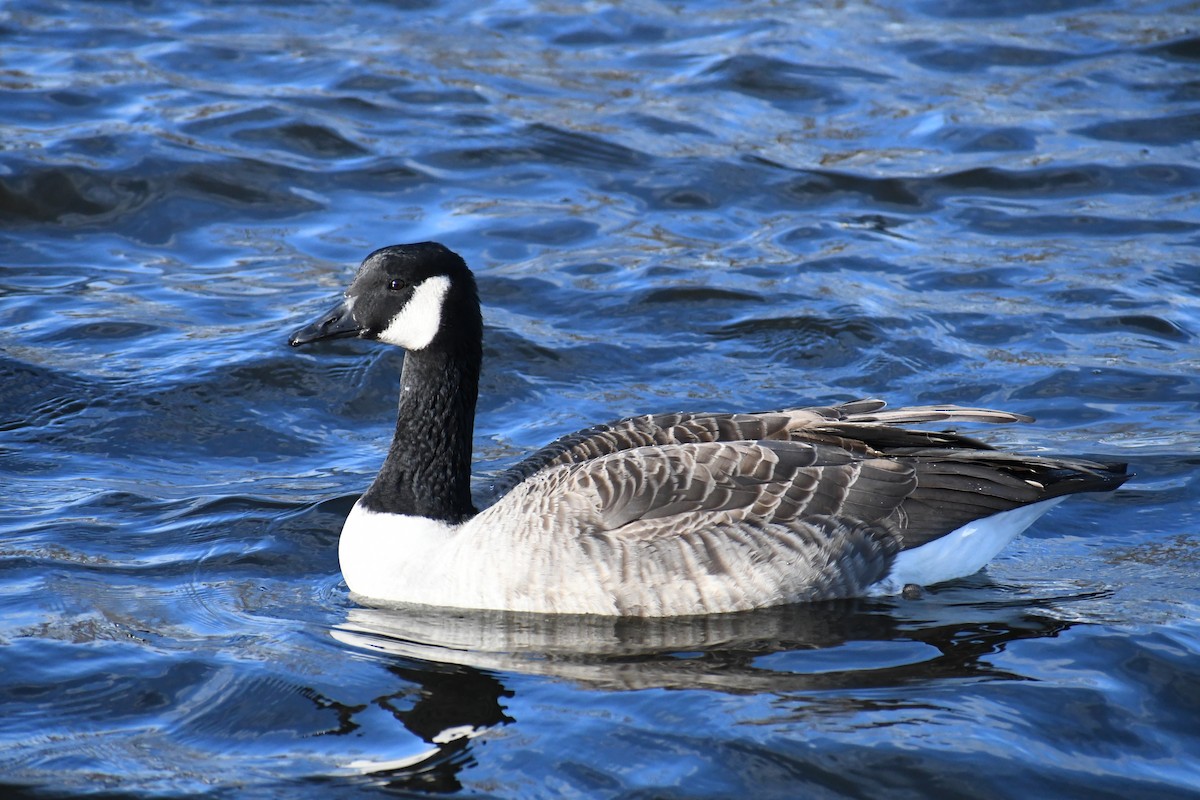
[376,275,451,350]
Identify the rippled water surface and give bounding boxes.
[2,0,1199,797]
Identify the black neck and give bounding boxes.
[359,337,481,523]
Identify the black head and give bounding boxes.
[289,242,480,352]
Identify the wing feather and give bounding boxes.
[474,401,1128,613]
[489,399,1033,496]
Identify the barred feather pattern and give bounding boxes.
[489,399,1029,497]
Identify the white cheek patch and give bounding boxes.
[377,275,451,350]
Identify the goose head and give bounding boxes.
[289,241,480,352]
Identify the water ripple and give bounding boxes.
[1,0,1197,797]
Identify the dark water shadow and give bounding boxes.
[321,582,1101,791]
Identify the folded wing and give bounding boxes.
[481,432,1126,614]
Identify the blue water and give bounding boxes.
[2,0,1199,796]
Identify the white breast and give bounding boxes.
[339,503,461,604]
[338,501,632,614]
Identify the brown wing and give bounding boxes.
[489,398,1031,496]
[601,438,1125,551]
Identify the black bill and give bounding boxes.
[289,298,363,346]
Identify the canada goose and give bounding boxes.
[290,242,1129,616]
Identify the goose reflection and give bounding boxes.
[336,662,513,793]
[328,580,1104,789]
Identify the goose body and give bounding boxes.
[290,242,1129,617]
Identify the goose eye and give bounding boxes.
[388,278,407,291]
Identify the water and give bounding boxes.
[2,0,1198,796]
